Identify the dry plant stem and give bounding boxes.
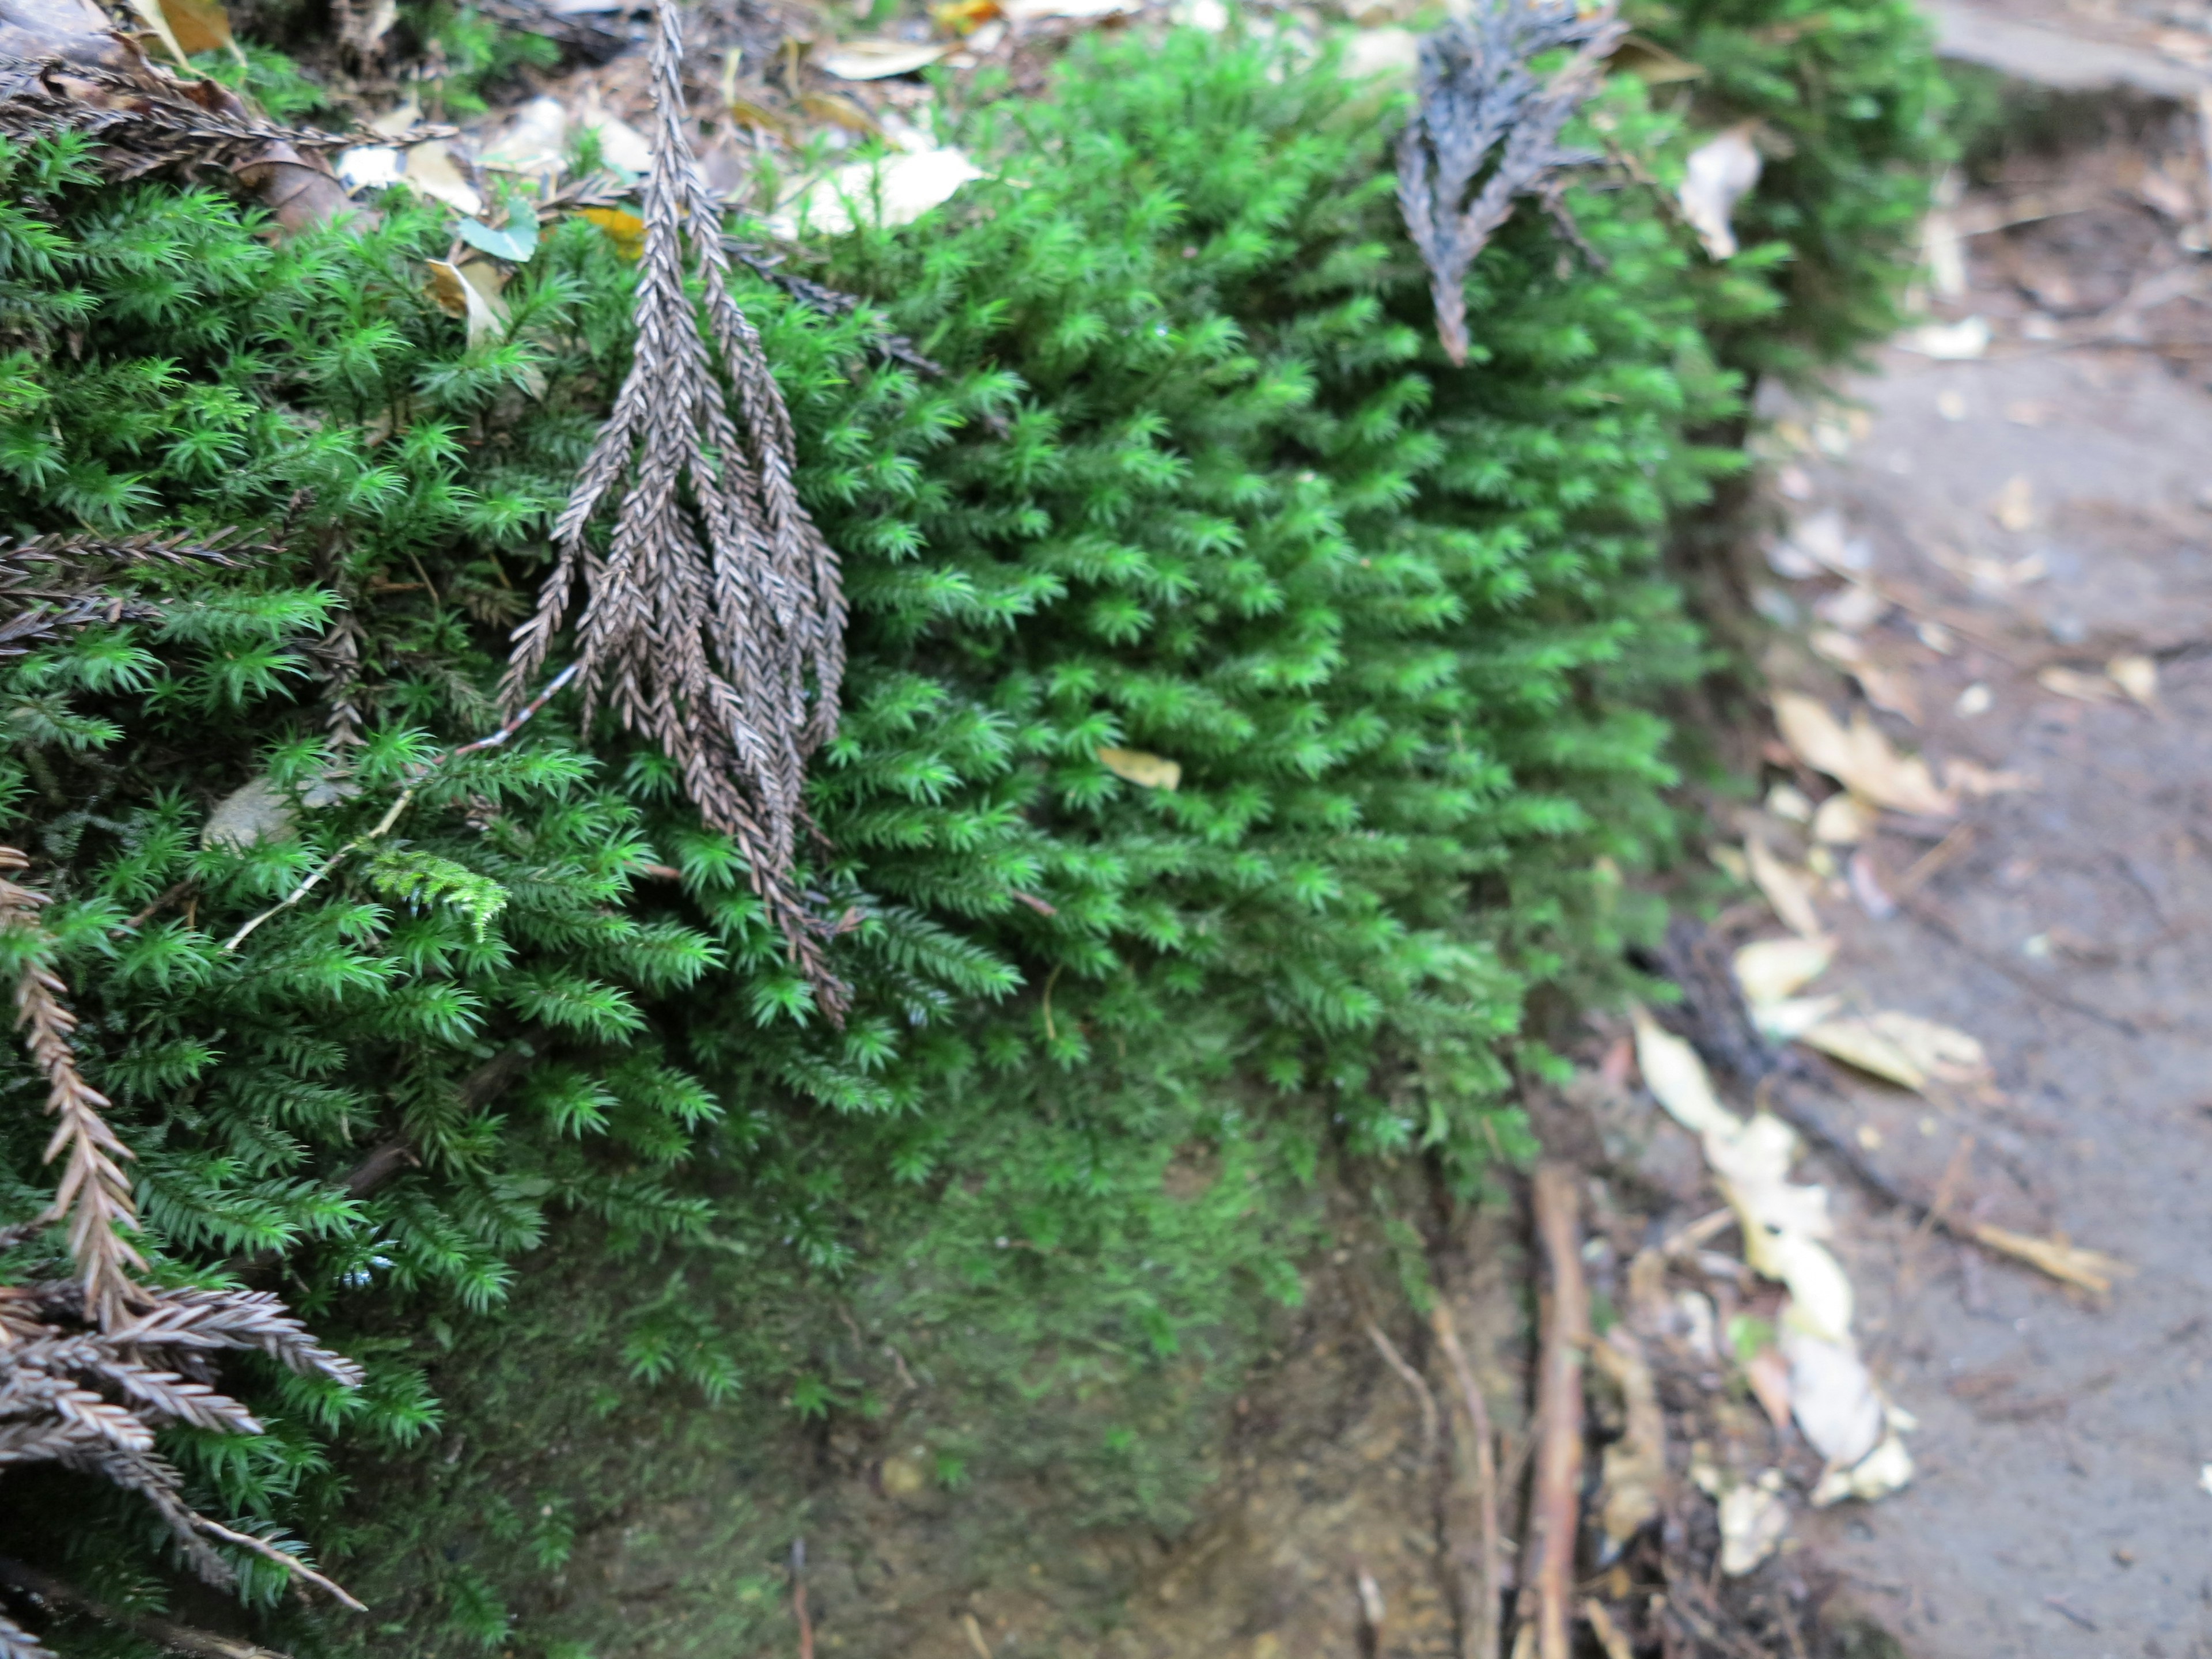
[0,1556,293,1659]
[1363,1317,1441,1457]
[1522,1164,1586,1659]
[222,662,581,952]
[505,0,848,1016]
[189,1518,365,1613]
[1430,1301,1501,1659]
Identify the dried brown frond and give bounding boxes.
[503,0,849,1018]
[1396,0,1626,365]
[0,852,363,1635]
[0,0,357,231]
[0,849,145,1330]
[723,240,944,378]
[0,530,238,661]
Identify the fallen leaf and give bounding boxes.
[1807,627,1864,665]
[2041,666,2119,709]
[1810,792,1869,845]
[202,777,294,850]
[1783,1325,1884,1465]
[768,147,986,238]
[1970,1225,2130,1294]
[1759,1229,1855,1342]
[1630,1006,1737,1139]
[1810,1430,1914,1505]
[1589,1329,1664,1548]
[797,89,885,138]
[931,0,1000,29]
[1852,664,1922,724]
[1773,692,1955,817]
[1717,1479,1790,1575]
[159,0,242,59]
[1796,1015,1927,1091]
[1991,473,2036,533]
[725,94,798,141]
[1749,993,1842,1043]
[1777,510,1868,577]
[1745,836,1825,939]
[815,37,952,78]
[1765,782,1813,823]
[124,0,193,67]
[1900,316,1990,359]
[426,259,509,348]
[1679,123,1760,260]
[1944,757,2035,797]
[579,206,645,260]
[403,141,484,217]
[1733,934,1835,1006]
[1096,747,1180,790]
[1866,1010,1987,1083]
[456,196,539,264]
[2107,653,2158,706]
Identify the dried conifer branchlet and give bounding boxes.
[504,0,849,1016]
[1396,0,1626,364]
[0,850,363,1650]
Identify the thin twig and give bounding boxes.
[790,1538,813,1659]
[187,1519,366,1613]
[1521,1165,1585,1659]
[1430,1301,1501,1659]
[221,664,579,953]
[1363,1318,1441,1458]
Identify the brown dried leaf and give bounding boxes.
[1773,691,1955,817]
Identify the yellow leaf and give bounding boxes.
[579,207,645,261]
[931,0,1001,32]
[1773,691,1955,817]
[1732,935,1834,1006]
[797,90,884,139]
[2107,653,2159,706]
[1096,747,1180,790]
[725,96,798,143]
[426,259,509,349]
[813,38,952,79]
[2037,665,2120,704]
[1745,836,1824,939]
[1795,1015,1926,1092]
[124,0,193,68]
[161,0,242,59]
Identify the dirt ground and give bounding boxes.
[1703,72,2212,1656]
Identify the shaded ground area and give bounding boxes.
[1725,96,2212,1655]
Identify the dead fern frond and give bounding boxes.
[0,0,356,231]
[1396,0,1626,365]
[503,0,849,1017]
[0,851,364,1637]
[1,849,143,1330]
[0,531,237,661]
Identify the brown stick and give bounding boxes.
[1363,1317,1441,1457]
[0,1556,293,1659]
[1521,1164,1586,1659]
[1431,1301,1501,1659]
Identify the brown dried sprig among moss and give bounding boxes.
[0,850,365,1654]
[502,0,849,1017]
[1396,0,1625,365]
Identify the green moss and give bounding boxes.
[0,2,1942,1647]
